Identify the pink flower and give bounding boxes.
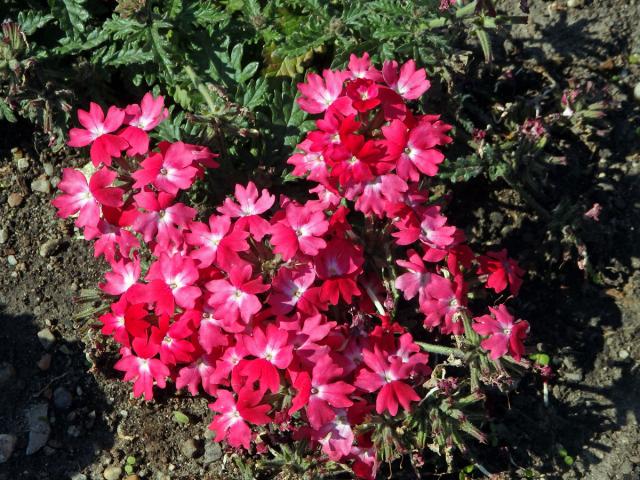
[584,202,602,221]
[98,297,130,346]
[382,119,451,180]
[393,206,456,259]
[268,265,318,315]
[347,53,382,81]
[52,167,124,228]
[205,264,269,325]
[67,102,128,166]
[208,388,271,450]
[382,60,430,100]
[310,409,355,461]
[297,70,354,115]
[473,304,529,361]
[145,253,202,312]
[100,257,141,296]
[270,203,329,260]
[291,354,355,429]
[150,314,195,365]
[218,182,275,240]
[132,142,199,195]
[345,174,407,218]
[114,337,169,401]
[125,92,168,131]
[420,274,465,335]
[345,78,380,112]
[355,346,420,416]
[132,191,196,246]
[197,307,230,353]
[185,215,249,269]
[478,249,525,296]
[314,237,364,305]
[395,249,432,303]
[234,324,294,393]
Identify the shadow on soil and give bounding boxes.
[0,305,114,480]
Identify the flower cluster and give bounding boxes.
[53,56,529,478]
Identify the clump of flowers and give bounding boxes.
[53,56,530,478]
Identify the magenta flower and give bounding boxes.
[473,305,529,361]
[114,338,169,401]
[197,307,229,353]
[132,191,196,246]
[52,167,124,228]
[132,142,199,195]
[381,59,430,100]
[119,91,169,156]
[420,274,465,335]
[208,388,271,450]
[205,264,269,325]
[176,353,219,396]
[395,249,431,303]
[218,182,275,240]
[310,409,355,461]
[99,257,141,296]
[354,346,420,416]
[270,203,329,260]
[145,253,202,311]
[345,173,407,218]
[185,214,249,269]
[67,102,128,166]
[297,69,353,115]
[150,314,195,365]
[383,119,451,180]
[268,265,317,315]
[347,53,383,81]
[290,354,355,429]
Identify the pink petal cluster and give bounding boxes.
[55,57,530,480]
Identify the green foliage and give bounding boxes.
[1,0,501,163]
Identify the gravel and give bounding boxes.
[37,328,56,350]
[25,403,51,455]
[0,434,17,463]
[53,387,73,410]
[103,466,123,480]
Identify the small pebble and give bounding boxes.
[0,434,17,463]
[634,82,640,102]
[37,354,52,371]
[203,441,222,464]
[31,175,51,194]
[7,193,23,207]
[37,328,56,350]
[16,157,30,172]
[567,0,584,7]
[50,176,61,188]
[180,438,201,458]
[103,466,123,480]
[125,476,140,480]
[0,363,15,386]
[7,255,17,266]
[26,403,50,455]
[53,387,72,410]
[39,239,61,258]
[43,163,54,176]
[619,349,630,360]
[0,229,7,244]
[70,474,87,480]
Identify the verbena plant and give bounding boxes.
[53,57,533,478]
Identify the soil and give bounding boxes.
[1,1,640,479]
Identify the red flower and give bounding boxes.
[478,249,525,296]
[67,102,128,166]
[52,167,124,228]
[314,237,364,305]
[114,337,169,401]
[473,305,529,361]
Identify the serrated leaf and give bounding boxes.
[49,0,90,38]
[17,10,54,36]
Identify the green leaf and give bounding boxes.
[172,410,190,424]
[0,99,17,123]
[529,353,550,366]
[48,0,90,38]
[17,10,54,36]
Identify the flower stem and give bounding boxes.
[416,342,464,359]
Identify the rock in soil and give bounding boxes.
[53,387,72,410]
[39,238,61,258]
[37,353,52,371]
[0,363,15,386]
[103,466,123,480]
[31,175,51,194]
[36,328,56,350]
[0,434,17,463]
[7,193,23,207]
[180,438,202,458]
[203,440,222,464]
[0,228,7,244]
[25,403,50,455]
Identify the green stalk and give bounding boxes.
[416,342,464,359]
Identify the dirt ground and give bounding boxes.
[1,1,639,479]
